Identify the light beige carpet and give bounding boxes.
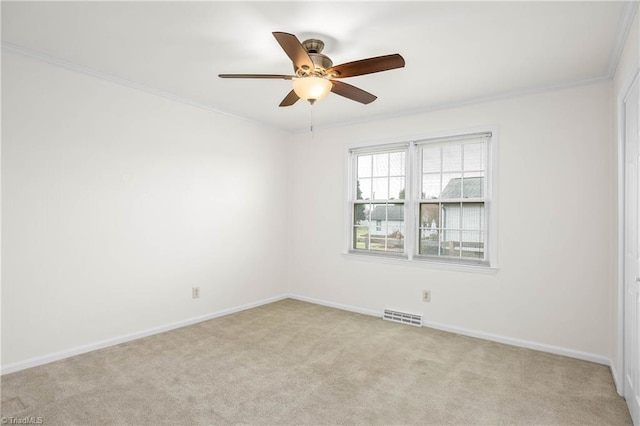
[0,299,632,425]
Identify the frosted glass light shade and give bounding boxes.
[292,76,332,102]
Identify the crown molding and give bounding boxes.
[1,41,286,134]
[608,1,639,79]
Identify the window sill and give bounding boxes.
[343,251,499,274]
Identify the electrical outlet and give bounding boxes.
[422,290,431,303]
[192,287,200,299]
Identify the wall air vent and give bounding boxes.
[383,309,422,327]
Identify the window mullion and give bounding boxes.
[459,201,463,258]
[438,202,443,256]
[461,144,465,201]
[386,152,390,253]
[483,200,489,262]
[406,143,417,260]
[367,202,372,251]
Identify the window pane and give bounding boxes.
[389,177,405,200]
[461,230,483,243]
[353,227,369,250]
[441,229,460,243]
[357,155,372,178]
[357,178,371,200]
[372,153,389,177]
[353,202,371,250]
[415,202,485,259]
[386,204,405,252]
[441,203,460,229]
[420,204,440,228]
[464,143,485,171]
[462,172,484,198]
[422,174,440,199]
[372,177,389,200]
[370,204,404,225]
[462,203,484,231]
[366,203,404,253]
[442,144,462,172]
[441,174,462,199]
[422,147,440,173]
[387,225,405,253]
[461,231,484,259]
[389,152,405,176]
[440,229,460,256]
[353,204,370,226]
[420,229,439,255]
[420,202,440,257]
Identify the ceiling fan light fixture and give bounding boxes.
[292,76,332,104]
[220,32,405,107]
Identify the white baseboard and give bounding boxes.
[1,294,288,375]
[421,319,610,365]
[610,363,624,396]
[288,293,611,366]
[3,293,614,375]
[288,294,381,318]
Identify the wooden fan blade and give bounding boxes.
[327,54,405,78]
[330,80,377,104]
[218,74,294,79]
[272,32,314,72]
[279,90,300,107]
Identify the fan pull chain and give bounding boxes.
[310,103,315,139]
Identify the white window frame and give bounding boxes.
[343,127,499,273]
[347,142,410,258]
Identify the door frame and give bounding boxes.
[617,62,640,396]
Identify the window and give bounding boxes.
[418,138,487,261]
[352,149,406,254]
[347,131,496,268]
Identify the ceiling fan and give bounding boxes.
[219,32,405,107]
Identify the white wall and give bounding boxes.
[288,82,614,360]
[1,53,290,367]
[612,4,639,387]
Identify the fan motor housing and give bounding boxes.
[294,39,333,75]
[310,53,333,72]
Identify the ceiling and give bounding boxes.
[1,1,632,133]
